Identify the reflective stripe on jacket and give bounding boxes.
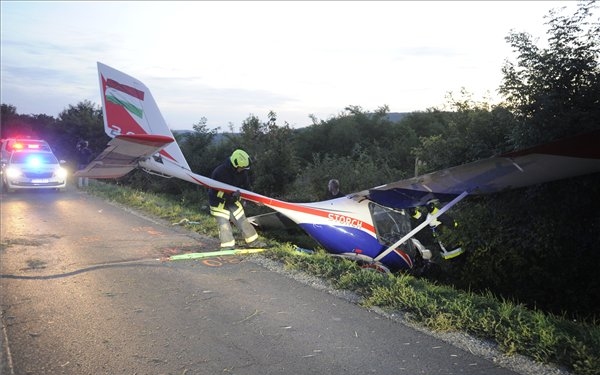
[208,159,251,208]
[210,200,244,219]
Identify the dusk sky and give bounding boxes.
[1,1,584,131]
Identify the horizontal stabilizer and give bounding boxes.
[74,134,174,178]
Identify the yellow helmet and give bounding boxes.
[230,149,250,169]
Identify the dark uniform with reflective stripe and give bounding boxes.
[209,159,259,249]
[426,203,463,259]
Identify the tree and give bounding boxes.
[442,2,600,317]
[0,104,57,142]
[411,90,515,173]
[180,117,219,177]
[52,100,107,161]
[0,104,19,137]
[289,146,404,202]
[499,0,600,148]
[237,112,299,197]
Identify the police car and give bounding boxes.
[1,148,68,193]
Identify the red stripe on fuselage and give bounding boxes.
[188,174,376,234]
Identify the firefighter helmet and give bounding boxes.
[230,149,250,169]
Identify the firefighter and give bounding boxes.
[208,149,265,250]
[425,199,463,259]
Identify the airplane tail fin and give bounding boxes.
[97,62,191,171]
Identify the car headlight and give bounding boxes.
[5,166,22,178]
[55,167,68,179]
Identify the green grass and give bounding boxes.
[84,181,600,375]
[85,181,218,238]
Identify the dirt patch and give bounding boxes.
[1,234,61,250]
[22,258,48,270]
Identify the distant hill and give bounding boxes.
[172,130,233,145]
[172,112,410,138]
[385,112,409,122]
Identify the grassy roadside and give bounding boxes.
[83,181,599,375]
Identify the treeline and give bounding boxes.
[1,2,599,318]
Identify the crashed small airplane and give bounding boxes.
[76,62,600,273]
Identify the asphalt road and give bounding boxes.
[0,187,522,375]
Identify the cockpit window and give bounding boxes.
[369,202,412,246]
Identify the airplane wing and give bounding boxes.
[74,134,174,178]
[355,130,600,209]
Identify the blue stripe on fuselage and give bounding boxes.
[299,224,412,271]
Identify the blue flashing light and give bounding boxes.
[26,155,43,167]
